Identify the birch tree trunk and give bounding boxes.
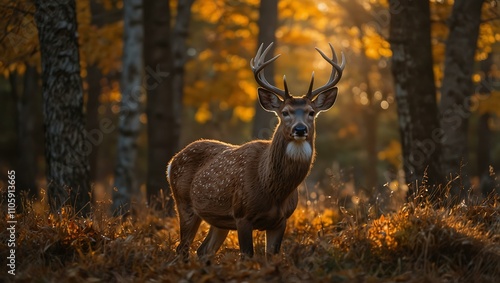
[251,0,278,139]
[112,0,143,214]
[440,0,485,200]
[389,0,443,197]
[35,0,91,215]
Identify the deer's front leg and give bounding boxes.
[236,218,254,258]
[265,221,286,256]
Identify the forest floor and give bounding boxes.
[0,187,499,283]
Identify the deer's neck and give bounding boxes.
[260,130,315,201]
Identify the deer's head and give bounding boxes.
[251,43,345,143]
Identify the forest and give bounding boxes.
[0,0,499,282]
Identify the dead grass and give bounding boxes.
[1,190,499,282]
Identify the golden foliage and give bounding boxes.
[378,140,402,168]
[192,0,226,24]
[2,0,498,132]
[194,103,212,124]
[186,0,260,121]
[477,21,497,61]
[0,1,39,76]
[474,91,500,116]
[362,26,391,60]
[233,106,255,122]
[0,0,122,81]
[76,0,123,76]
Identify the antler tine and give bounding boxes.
[283,75,289,95]
[258,42,274,66]
[307,71,315,95]
[253,43,264,64]
[251,42,290,99]
[329,42,338,64]
[307,43,345,100]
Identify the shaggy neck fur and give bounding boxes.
[286,141,312,162]
[259,128,315,202]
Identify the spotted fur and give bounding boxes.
[168,45,342,261]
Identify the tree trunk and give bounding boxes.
[251,0,278,139]
[9,66,39,206]
[335,0,382,193]
[143,0,176,214]
[172,0,195,110]
[363,106,378,191]
[477,113,493,196]
[440,0,485,200]
[389,0,443,198]
[35,0,91,215]
[112,0,143,214]
[86,65,101,183]
[359,32,378,193]
[16,65,39,200]
[85,0,108,183]
[477,53,494,196]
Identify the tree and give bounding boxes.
[112,0,143,214]
[477,53,495,196]
[0,2,41,203]
[251,0,278,139]
[144,0,195,214]
[10,65,39,202]
[440,0,485,199]
[77,0,124,183]
[85,64,102,183]
[35,0,91,215]
[85,0,115,183]
[172,0,196,125]
[143,0,173,212]
[335,0,386,192]
[389,0,443,196]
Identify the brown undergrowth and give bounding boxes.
[0,190,499,282]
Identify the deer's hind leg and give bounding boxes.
[265,221,286,256]
[175,203,202,262]
[197,226,229,259]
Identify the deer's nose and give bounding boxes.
[293,124,308,137]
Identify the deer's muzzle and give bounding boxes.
[292,124,308,140]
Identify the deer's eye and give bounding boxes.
[282,111,289,117]
[309,111,315,117]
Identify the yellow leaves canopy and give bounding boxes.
[0,0,122,79]
[2,0,498,127]
[362,26,391,60]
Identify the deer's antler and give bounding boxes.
[250,42,291,100]
[306,43,345,100]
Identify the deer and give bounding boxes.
[167,42,345,261]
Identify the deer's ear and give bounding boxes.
[258,88,282,112]
[313,87,338,112]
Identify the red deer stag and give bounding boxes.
[167,43,345,260]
